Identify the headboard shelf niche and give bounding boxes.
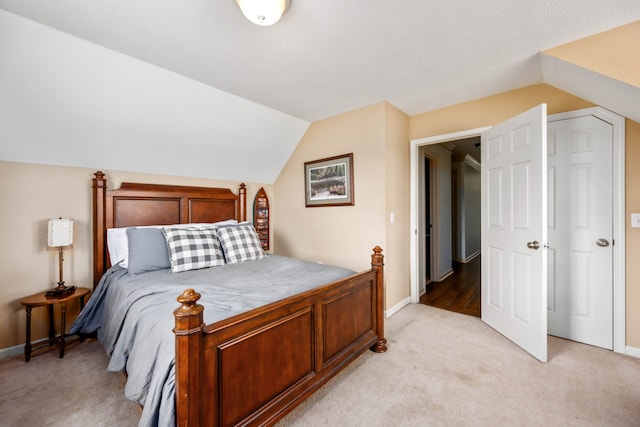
[92,171,247,287]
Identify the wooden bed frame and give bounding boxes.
[92,171,387,426]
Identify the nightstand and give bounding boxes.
[20,287,91,362]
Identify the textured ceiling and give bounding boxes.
[2,1,640,184]
[2,0,640,122]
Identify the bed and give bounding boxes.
[82,171,387,426]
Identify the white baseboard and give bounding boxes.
[0,343,25,360]
[463,250,481,263]
[453,250,481,264]
[626,345,640,359]
[0,336,54,360]
[438,268,454,282]
[385,296,411,318]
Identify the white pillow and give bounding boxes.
[106,220,237,269]
[106,227,129,267]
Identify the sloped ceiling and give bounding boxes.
[540,54,640,124]
[541,21,640,124]
[1,1,640,182]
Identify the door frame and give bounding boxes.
[410,126,491,302]
[409,106,626,354]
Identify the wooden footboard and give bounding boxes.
[174,247,387,426]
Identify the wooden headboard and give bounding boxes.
[92,171,247,287]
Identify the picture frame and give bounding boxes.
[304,153,354,207]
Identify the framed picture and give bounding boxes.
[304,153,354,207]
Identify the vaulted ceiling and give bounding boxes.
[1,1,639,182]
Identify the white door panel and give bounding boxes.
[482,104,547,362]
[547,116,613,349]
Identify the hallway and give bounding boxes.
[420,255,481,318]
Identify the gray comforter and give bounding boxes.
[70,255,355,427]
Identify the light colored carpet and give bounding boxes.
[0,337,141,426]
[280,303,640,426]
[1,303,639,426]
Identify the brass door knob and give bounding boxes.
[527,241,540,250]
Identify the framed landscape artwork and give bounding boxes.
[304,153,354,207]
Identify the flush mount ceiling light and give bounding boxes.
[235,0,290,26]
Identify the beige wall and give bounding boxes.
[273,102,410,313]
[410,84,594,139]
[273,85,640,350]
[273,103,387,271]
[4,85,638,352]
[384,104,411,312]
[0,161,270,350]
[625,120,640,349]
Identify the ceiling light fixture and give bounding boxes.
[235,0,290,26]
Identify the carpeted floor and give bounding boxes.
[279,304,640,426]
[0,336,141,426]
[1,303,639,426]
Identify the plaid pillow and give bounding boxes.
[217,223,266,264]
[162,227,225,273]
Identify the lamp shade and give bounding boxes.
[48,218,73,247]
[235,0,289,26]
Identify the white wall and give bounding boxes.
[421,144,453,282]
[452,159,464,261]
[463,157,481,260]
[0,9,308,184]
[451,154,481,264]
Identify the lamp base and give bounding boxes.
[45,284,76,297]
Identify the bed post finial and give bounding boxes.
[370,246,387,353]
[239,183,247,222]
[175,289,204,316]
[174,289,204,426]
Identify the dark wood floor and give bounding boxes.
[420,255,481,318]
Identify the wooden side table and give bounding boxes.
[20,287,91,362]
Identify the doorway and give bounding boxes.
[409,106,626,355]
[421,137,482,317]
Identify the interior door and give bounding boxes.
[481,104,548,362]
[547,115,613,349]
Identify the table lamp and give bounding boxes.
[47,218,76,297]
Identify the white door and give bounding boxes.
[547,116,613,349]
[481,104,547,362]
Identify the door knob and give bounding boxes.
[527,241,540,250]
[596,238,610,247]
